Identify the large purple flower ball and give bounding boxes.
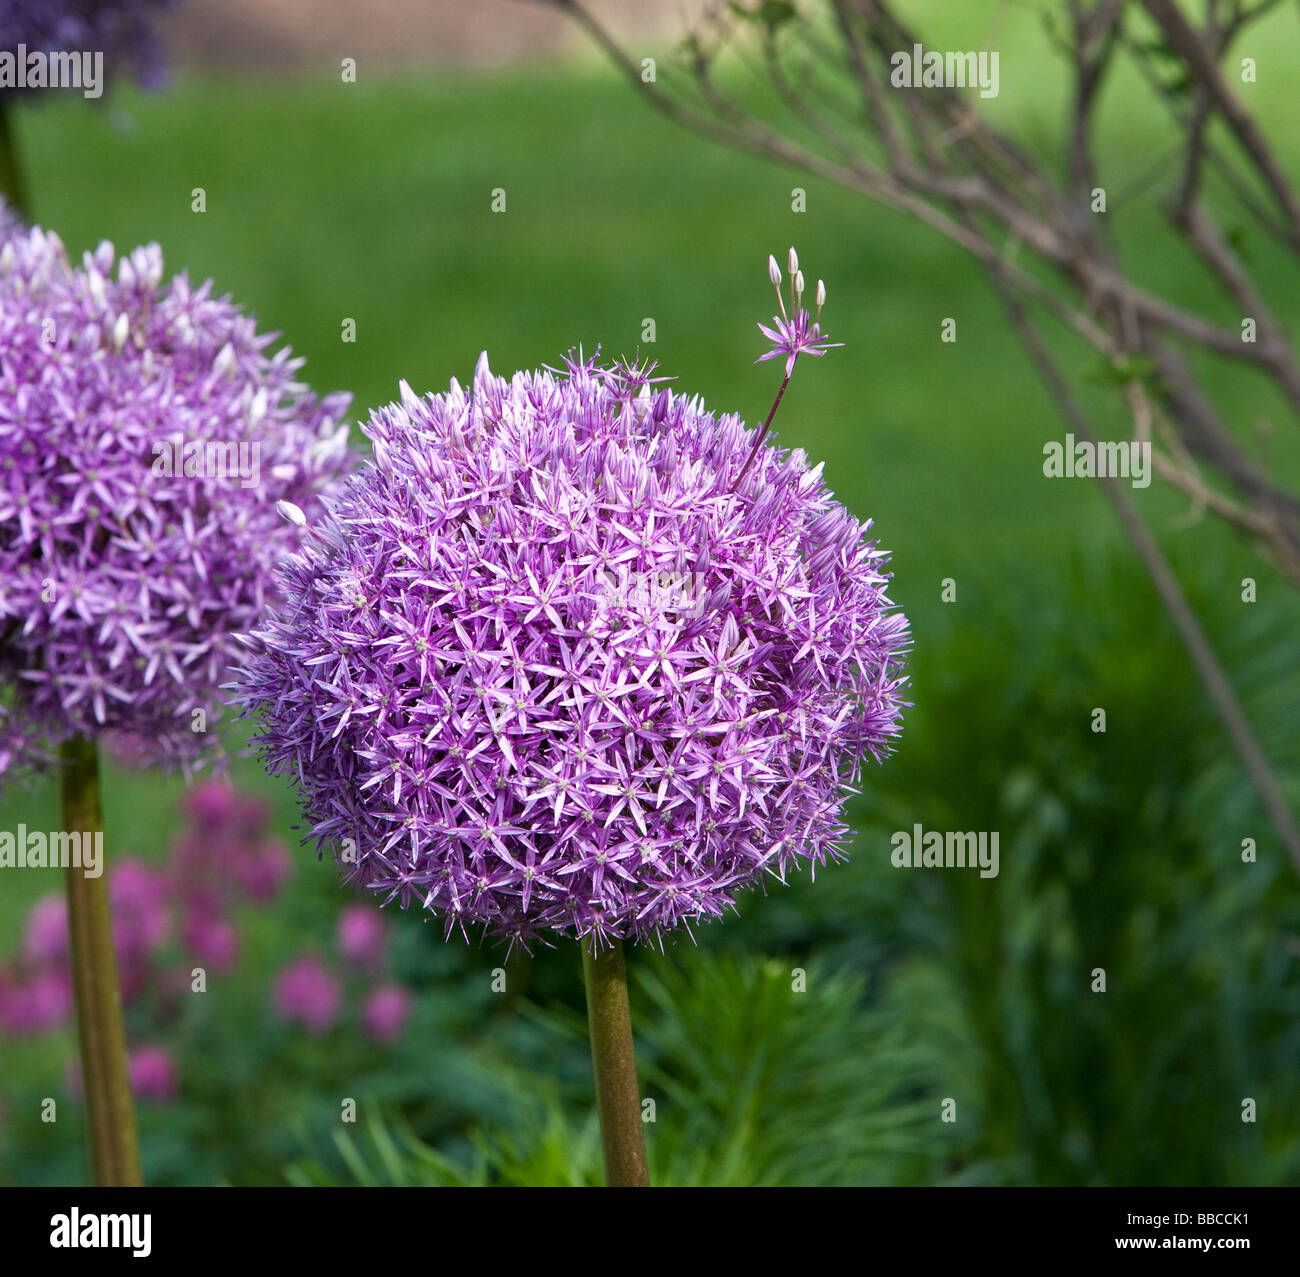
[0,226,352,777]
[235,352,908,947]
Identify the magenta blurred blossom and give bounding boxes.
[22,893,68,965]
[233,796,272,840]
[230,839,291,904]
[1,780,293,1042]
[116,950,151,1004]
[181,780,241,829]
[273,956,342,1035]
[361,985,413,1045]
[0,967,73,1036]
[337,904,386,971]
[181,912,240,972]
[108,859,169,958]
[128,1045,178,1102]
[101,730,158,770]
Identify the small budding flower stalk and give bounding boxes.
[234,248,908,1188]
[736,247,840,486]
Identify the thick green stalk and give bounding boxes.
[60,737,141,1187]
[0,99,28,217]
[581,936,649,1187]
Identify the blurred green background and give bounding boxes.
[1,0,1298,1186]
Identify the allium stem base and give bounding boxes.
[60,737,142,1187]
[581,937,649,1187]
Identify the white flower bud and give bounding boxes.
[768,254,781,288]
[787,246,799,274]
[794,270,805,298]
[112,312,129,350]
[276,500,307,527]
[816,279,826,307]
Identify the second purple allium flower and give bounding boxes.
[0,1,182,97]
[234,251,908,948]
[0,225,353,778]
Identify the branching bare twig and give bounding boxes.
[533,0,1300,865]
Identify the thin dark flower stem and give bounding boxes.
[734,367,792,490]
[60,737,142,1187]
[581,937,649,1187]
[0,99,28,217]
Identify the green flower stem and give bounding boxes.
[581,936,649,1187]
[0,98,27,217]
[60,736,141,1187]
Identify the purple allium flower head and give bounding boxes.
[272,955,342,1035]
[234,252,908,949]
[0,226,353,780]
[361,985,412,1045]
[127,1044,177,1102]
[0,0,183,97]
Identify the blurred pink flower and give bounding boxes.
[273,956,342,1035]
[109,859,169,957]
[2,781,298,1048]
[0,968,73,1036]
[361,985,413,1045]
[116,950,152,1004]
[233,795,271,840]
[337,904,386,971]
[181,780,240,829]
[128,1045,178,1102]
[231,839,291,903]
[181,912,240,972]
[22,893,68,965]
[100,731,157,770]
